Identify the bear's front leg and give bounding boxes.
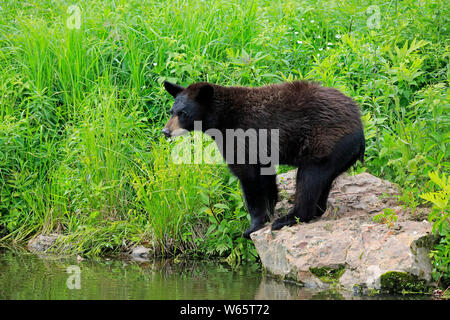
[228,164,277,238]
[241,179,270,239]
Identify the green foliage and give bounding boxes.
[420,172,449,233]
[195,175,259,264]
[420,172,450,287]
[372,208,399,229]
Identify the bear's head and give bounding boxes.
[162,81,214,137]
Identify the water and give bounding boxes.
[0,249,428,300]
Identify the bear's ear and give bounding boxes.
[164,81,185,98]
[196,84,214,104]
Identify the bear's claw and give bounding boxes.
[243,223,266,239]
[271,214,297,231]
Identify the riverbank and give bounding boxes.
[20,170,443,297]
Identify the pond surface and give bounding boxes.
[0,249,428,300]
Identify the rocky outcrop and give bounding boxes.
[28,233,65,253]
[251,170,437,293]
[27,233,154,261]
[129,245,151,261]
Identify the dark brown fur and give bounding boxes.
[187,81,362,163]
[163,80,365,238]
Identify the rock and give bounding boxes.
[276,171,402,219]
[28,233,64,253]
[252,170,437,292]
[129,245,151,261]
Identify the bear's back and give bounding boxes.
[223,81,361,132]
[215,81,363,162]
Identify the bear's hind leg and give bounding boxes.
[315,129,365,217]
[271,164,327,230]
[264,173,278,217]
[315,180,333,217]
[272,129,365,230]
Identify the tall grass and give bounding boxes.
[0,0,448,278]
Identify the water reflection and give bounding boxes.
[0,249,429,300]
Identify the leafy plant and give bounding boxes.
[420,171,450,287]
[196,175,259,264]
[372,208,399,229]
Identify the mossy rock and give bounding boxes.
[411,234,440,253]
[310,265,346,283]
[380,271,430,294]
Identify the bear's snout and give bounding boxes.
[162,115,188,138]
[162,127,170,138]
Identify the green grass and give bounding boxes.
[0,0,448,283]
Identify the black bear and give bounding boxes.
[162,80,365,238]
